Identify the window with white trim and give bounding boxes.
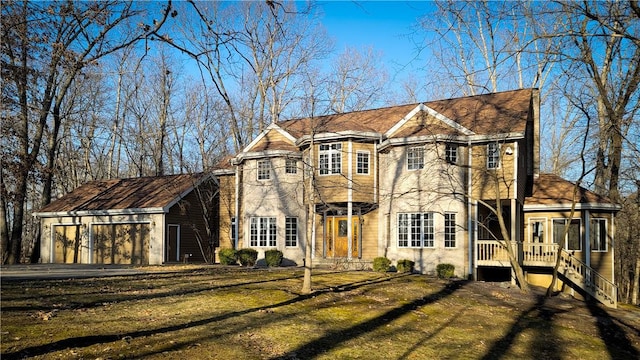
[590,218,607,252]
[356,151,370,175]
[285,217,298,247]
[398,213,434,248]
[407,147,424,170]
[250,217,276,247]
[445,144,458,164]
[319,143,342,175]
[285,159,298,174]
[487,142,500,169]
[444,213,456,248]
[257,160,271,180]
[553,219,581,251]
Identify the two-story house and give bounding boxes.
[214,88,620,307]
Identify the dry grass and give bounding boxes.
[1,266,639,359]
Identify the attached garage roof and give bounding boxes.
[35,173,209,216]
[524,173,620,211]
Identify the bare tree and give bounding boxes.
[1,1,172,263]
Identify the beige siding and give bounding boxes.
[351,142,376,204]
[470,142,516,201]
[216,174,237,249]
[360,209,379,260]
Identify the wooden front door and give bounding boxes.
[328,217,358,258]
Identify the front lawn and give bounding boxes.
[1,266,638,359]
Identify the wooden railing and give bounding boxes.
[558,248,617,308]
[476,240,517,267]
[476,241,617,308]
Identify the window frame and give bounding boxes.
[552,218,582,252]
[444,213,456,248]
[249,217,277,247]
[529,218,547,243]
[285,158,298,175]
[356,151,370,175]
[590,218,607,252]
[487,142,500,169]
[319,143,342,175]
[407,146,425,170]
[445,143,458,164]
[257,160,272,180]
[397,212,434,248]
[285,217,298,247]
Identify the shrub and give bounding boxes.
[264,249,283,267]
[436,263,455,279]
[237,248,258,267]
[396,259,415,273]
[373,257,391,272]
[218,248,238,265]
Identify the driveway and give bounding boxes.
[0,264,147,281]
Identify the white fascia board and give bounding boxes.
[378,135,471,151]
[385,104,475,138]
[523,203,622,211]
[466,132,524,142]
[295,131,381,147]
[33,207,166,218]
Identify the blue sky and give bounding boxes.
[317,1,436,82]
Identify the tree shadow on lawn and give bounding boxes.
[272,280,468,360]
[1,269,307,312]
[1,272,412,359]
[586,300,639,359]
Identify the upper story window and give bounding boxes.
[445,144,458,164]
[285,159,298,174]
[319,143,342,175]
[487,142,500,169]
[356,151,370,175]
[590,218,607,252]
[257,160,271,180]
[407,146,424,170]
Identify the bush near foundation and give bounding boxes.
[373,257,391,272]
[397,259,415,273]
[237,248,258,267]
[218,248,238,265]
[264,249,283,267]
[436,263,455,279]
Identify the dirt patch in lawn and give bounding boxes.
[1,266,638,359]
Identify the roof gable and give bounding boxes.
[243,123,297,153]
[35,173,209,215]
[385,104,475,139]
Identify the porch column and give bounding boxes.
[347,139,353,260]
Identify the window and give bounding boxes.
[231,217,236,240]
[250,217,276,247]
[319,143,342,175]
[444,213,456,248]
[257,160,271,180]
[398,213,434,248]
[285,217,298,247]
[407,147,424,170]
[445,144,458,164]
[530,219,546,243]
[356,151,370,175]
[487,142,500,169]
[285,159,298,174]
[553,219,581,251]
[590,218,607,252]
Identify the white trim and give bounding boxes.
[296,131,380,147]
[355,150,370,175]
[233,150,301,164]
[523,203,621,211]
[589,217,609,253]
[35,208,166,218]
[551,217,582,252]
[385,104,475,138]
[529,217,548,243]
[377,132,525,152]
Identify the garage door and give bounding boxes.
[53,225,81,264]
[92,223,150,265]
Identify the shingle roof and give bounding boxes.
[36,173,207,214]
[278,89,533,138]
[525,173,616,206]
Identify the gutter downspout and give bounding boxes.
[468,140,473,279]
[235,164,240,249]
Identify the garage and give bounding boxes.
[92,223,150,265]
[53,224,82,264]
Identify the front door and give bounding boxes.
[327,217,359,258]
[166,224,180,262]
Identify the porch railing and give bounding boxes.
[522,243,558,266]
[558,248,617,308]
[476,240,517,267]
